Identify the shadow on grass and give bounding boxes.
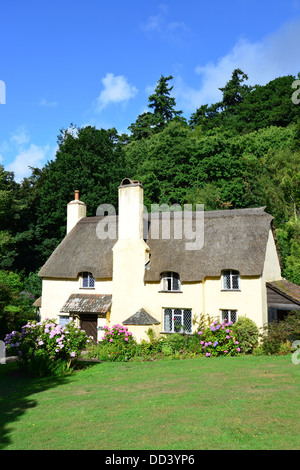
[0,360,98,450]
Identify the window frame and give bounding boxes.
[222,270,240,291]
[80,272,95,289]
[160,271,181,292]
[163,308,192,334]
[220,309,238,324]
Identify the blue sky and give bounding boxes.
[0,0,300,181]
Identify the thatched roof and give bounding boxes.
[39,207,275,282]
[60,293,112,314]
[32,296,42,307]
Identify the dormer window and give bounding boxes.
[81,272,95,289]
[222,270,240,290]
[161,272,181,292]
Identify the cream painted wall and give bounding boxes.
[40,276,113,341]
[260,228,282,325]
[202,276,265,329]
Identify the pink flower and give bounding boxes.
[124,338,128,341]
[206,353,211,357]
[236,347,241,352]
[109,338,113,343]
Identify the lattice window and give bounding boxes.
[161,272,181,291]
[222,270,240,290]
[82,272,95,288]
[163,308,192,333]
[59,315,70,327]
[220,309,238,324]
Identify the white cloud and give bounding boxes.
[6,144,49,182]
[96,73,138,112]
[140,5,191,43]
[39,98,57,107]
[175,19,300,112]
[10,126,30,146]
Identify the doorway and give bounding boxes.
[80,314,98,342]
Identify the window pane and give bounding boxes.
[183,309,192,333]
[232,275,239,289]
[59,316,70,327]
[223,272,231,289]
[172,276,180,291]
[82,272,88,287]
[89,274,95,288]
[164,309,172,332]
[222,310,229,322]
[230,311,237,323]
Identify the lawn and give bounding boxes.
[0,355,299,450]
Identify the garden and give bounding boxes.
[1,312,300,450]
[3,312,300,376]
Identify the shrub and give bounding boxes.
[94,324,137,361]
[261,311,300,355]
[232,316,259,353]
[197,320,241,357]
[4,319,89,376]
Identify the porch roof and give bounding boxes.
[60,293,112,314]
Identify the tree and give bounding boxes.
[33,125,127,264]
[148,75,183,127]
[219,68,252,109]
[128,75,183,141]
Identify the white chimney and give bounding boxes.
[67,190,86,234]
[110,179,150,328]
[118,178,144,240]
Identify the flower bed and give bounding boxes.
[4,319,89,376]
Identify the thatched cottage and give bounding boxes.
[38,179,300,342]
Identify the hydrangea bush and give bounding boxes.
[197,319,241,357]
[4,319,89,375]
[99,324,136,361]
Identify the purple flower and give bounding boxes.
[38,340,44,346]
[70,351,76,357]
[211,325,215,332]
[213,341,218,347]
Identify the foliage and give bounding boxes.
[196,320,241,357]
[232,316,259,353]
[0,270,38,339]
[4,319,89,376]
[93,324,137,361]
[0,70,299,297]
[260,311,300,355]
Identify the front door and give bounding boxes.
[80,314,98,342]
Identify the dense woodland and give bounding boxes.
[0,70,299,336]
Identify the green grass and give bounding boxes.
[0,355,299,450]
